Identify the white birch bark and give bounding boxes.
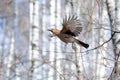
[106,0,117,79]
[0,20,6,80]
[41,0,46,79]
[98,10,108,79]
[91,12,96,80]
[48,0,56,80]
[97,1,108,79]
[115,0,120,79]
[6,29,15,80]
[6,1,16,80]
[55,0,63,80]
[13,0,20,80]
[41,0,51,79]
[106,0,115,25]
[29,0,39,79]
[84,1,96,79]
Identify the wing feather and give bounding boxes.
[61,15,82,36]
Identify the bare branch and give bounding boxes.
[82,32,117,53]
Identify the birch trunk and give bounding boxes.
[29,0,39,79]
[106,0,117,80]
[0,19,6,80]
[13,0,20,80]
[55,0,63,80]
[6,1,15,80]
[6,28,15,80]
[48,0,56,80]
[41,0,52,79]
[114,0,120,79]
[41,0,46,79]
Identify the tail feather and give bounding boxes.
[75,39,89,48]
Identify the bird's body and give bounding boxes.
[48,15,89,48]
[58,33,74,43]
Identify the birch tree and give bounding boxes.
[55,0,62,78]
[113,0,120,79]
[29,0,39,79]
[48,0,56,80]
[6,1,15,80]
[6,30,14,80]
[0,0,119,80]
[0,18,8,80]
[13,0,20,80]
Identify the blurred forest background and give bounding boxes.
[0,0,120,80]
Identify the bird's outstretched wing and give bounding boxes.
[61,15,82,37]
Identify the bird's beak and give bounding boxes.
[48,29,52,32]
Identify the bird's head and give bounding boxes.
[48,28,60,36]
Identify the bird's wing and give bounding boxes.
[61,15,82,37]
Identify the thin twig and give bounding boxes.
[82,32,116,54]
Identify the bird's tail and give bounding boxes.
[74,39,89,48]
